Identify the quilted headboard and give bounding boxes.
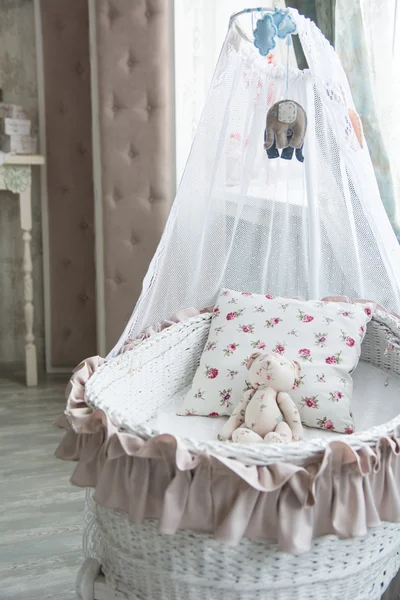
[93,0,174,351]
[38,0,173,366]
[41,0,97,367]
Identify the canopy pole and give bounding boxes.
[303,85,320,299]
[229,6,277,36]
[230,7,276,22]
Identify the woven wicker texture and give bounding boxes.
[85,310,400,465]
[82,491,400,600]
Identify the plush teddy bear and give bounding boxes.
[218,351,304,443]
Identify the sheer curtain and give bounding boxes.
[111,7,400,354]
[335,0,400,239]
[174,0,288,182]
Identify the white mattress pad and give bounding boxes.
[145,361,400,443]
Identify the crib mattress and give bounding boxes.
[145,361,400,443]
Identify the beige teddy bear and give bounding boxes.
[218,351,304,443]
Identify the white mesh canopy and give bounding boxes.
[110,8,400,356]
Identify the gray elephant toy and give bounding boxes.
[264,100,307,162]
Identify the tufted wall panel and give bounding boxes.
[94,0,174,351]
[41,0,97,366]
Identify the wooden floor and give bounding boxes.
[0,372,84,600]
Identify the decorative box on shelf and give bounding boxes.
[0,103,35,155]
[0,102,26,117]
[3,117,31,136]
[0,134,37,154]
[0,103,28,125]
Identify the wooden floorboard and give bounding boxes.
[0,373,83,600]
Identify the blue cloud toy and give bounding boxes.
[253,13,277,57]
[253,9,297,57]
[272,8,297,39]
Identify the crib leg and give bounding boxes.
[76,558,102,600]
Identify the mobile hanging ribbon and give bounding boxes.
[253,8,307,162]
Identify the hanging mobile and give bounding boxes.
[254,8,307,163]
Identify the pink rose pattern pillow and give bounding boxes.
[181,289,374,433]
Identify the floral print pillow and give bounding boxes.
[180,289,375,433]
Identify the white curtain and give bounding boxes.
[335,0,400,239]
[174,0,288,182]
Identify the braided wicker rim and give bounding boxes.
[85,309,400,466]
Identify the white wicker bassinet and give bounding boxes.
[81,493,400,600]
[71,309,400,600]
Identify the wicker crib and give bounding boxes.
[57,308,400,600]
